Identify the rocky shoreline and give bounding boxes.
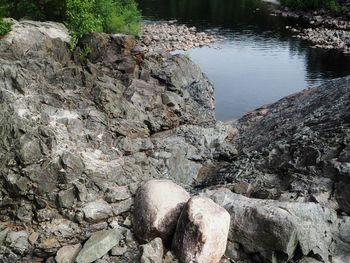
[0,20,350,263]
[140,22,216,52]
[273,8,350,53]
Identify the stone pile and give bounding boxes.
[140,22,216,52]
[273,9,350,53]
[133,180,230,263]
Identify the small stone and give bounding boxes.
[5,231,30,256]
[83,200,113,223]
[75,229,122,263]
[105,185,131,203]
[172,196,230,263]
[39,238,60,254]
[163,251,179,263]
[110,245,128,256]
[133,180,190,243]
[58,188,76,209]
[55,244,82,263]
[28,232,39,245]
[140,237,164,263]
[111,198,133,215]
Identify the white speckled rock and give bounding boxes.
[133,179,190,243]
[172,196,230,263]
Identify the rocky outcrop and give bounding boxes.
[201,76,350,262]
[0,19,234,261]
[1,18,350,263]
[209,77,350,213]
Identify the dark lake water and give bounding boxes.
[137,0,350,120]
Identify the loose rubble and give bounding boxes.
[140,22,216,52]
[273,9,350,53]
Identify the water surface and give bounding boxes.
[138,0,350,120]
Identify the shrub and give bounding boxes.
[0,0,141,48]
[0,19,12,36]
[66,0,103,48]
[66,0,141,48]
[280,0,343,12]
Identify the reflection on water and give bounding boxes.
[137,0,350,120]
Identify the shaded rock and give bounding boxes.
[172,196,230,263]
[163,251,179,263]
[75,229,122,263]
[133,180,190,243]
[140,237,164,263]
[55,244,81,263]
[111,198,133,216]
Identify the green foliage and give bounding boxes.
[66,0,103,48]
[66,0,141,48]
[78,45,92,62]
[0,19,12,36]
[280,0,343,12]
[0,0,141,48]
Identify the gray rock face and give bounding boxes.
[208,77,350,214]
[172,196,230,263]
[75,229,122,263]
[0,20,233,260]
[205,188,350,263]
[133,180,190,243]
[140,237,164,263]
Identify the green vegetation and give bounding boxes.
[0,0,141,47]
[78,45,92,62]
[280,0,345,12]
[66,0,140,48]
[0,19,12,36]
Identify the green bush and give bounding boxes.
[0,19,12,36]
[0,0,141,47]
[66,0,141,48]
[280,0,343,12]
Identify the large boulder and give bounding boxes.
[133,180,190,243]
[205,188,350,263]
[172,196,230,263]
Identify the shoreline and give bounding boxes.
[272,8,350,53]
